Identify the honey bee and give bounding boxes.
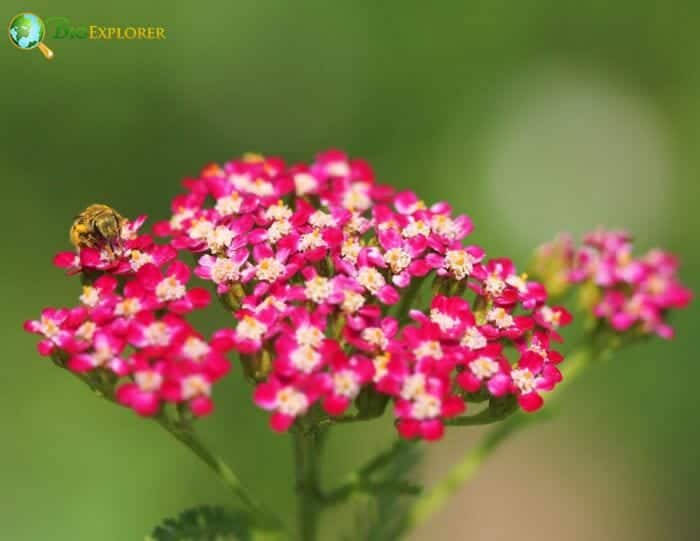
[70,204,126,255]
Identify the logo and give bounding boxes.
[8,12,54,59]
[8,13,167,60]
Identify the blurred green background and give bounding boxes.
[2,1,699,540]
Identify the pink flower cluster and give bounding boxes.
[25,220,232,417]
[562,230,692,339]
[25,150,574,440]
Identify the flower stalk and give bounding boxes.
[292,424,325,541]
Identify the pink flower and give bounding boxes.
[116,361,166,416]
[253,376,324,432]
[456,344,511,397]
[394,372,465,441]
[320,354,375,416]
[67,329,128,375]
[137,261,210,314]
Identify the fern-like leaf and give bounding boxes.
[146,505,253,541]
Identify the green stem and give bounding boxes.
[63,365,281,531]
[405,344,595,532]
[293,427,324,541]
[322,439,417,505]
[157,416,264,516]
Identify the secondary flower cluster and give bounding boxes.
[24,150,578,440]
[535,230,692,339]
[25,219,232,417]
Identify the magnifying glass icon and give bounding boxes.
[8,12,54,60]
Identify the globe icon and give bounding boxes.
[8,12,54,59]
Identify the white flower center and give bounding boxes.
[511,368,538,394]
[488,308,514,329]
[470,356,499,380]
[401,373,427,401]
[75,321,96,342]
[445,250,475,280]
[276,387,309,416]
[236,315,267,342]
[80,286,100,307]
[115,297,141,317]
[411,394,442,420]
[294,173,317,195]
[402,220,430,238]
[333,370,360,398]
[267,220,292,244]
[183,336,210,360]
[182,375,211,399]
[211,257,240,284]
[342,291,365,313]
[484,274,506,296]
[188,219,215,240]
[431,215,458,239]
[304,276,333,304]
[341,238,361,263]
[144,322,171,346]
[156,276,186,302]
[357,267,386,295]
[265,202,293,221]
[361,327,388,349]
[373,353,391,382]
[135,371,163,392]
[207,225,235,252]
[430,309,458,332]
[342,183,371,211]
[327,161,350,177]
[256,257,285,282]
[130,250,154,271]
[298,229,326,251]
[309,210,335,228]
[215,193,242,216]
[170,208,195,230]
[40,316,60,338]
[290,345,321,374]
[384,248,411,273]
[506,273,528,294]
[539,306,561,327]
[296,325,324,348]
[461,327,487,350]
[414,340,443,360]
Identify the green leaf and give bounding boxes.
[146,505,255,541]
